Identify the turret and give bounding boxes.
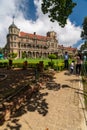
[47,31,56,39]
[6,18,20,57]
[8,22,20,35]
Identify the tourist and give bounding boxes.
[70,60,75,74]
[75,54,82,75]
[64,51,69,70]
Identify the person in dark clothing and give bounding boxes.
[64,51,69,70]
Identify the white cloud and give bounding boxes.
[57,20,82,47]
[0,0,25,47]
[77,42,84,50]
[0,0,82,48]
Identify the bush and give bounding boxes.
[0,62,8,68]
[48,61,54,68]
[13,63,23,68]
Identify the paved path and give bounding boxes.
[0,70,87,130]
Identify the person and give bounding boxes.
[70,61,75,74]
[75,54,82,75]
[64,51,69,70]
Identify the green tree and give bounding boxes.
[81,17,87,40]
[0,47,4,54]
[48,54,57,68]
[80,17,87,53]
[48,54,57,62]
[9,52,17,59]
[80,41,87,52]
[22,52,27,59]
[41,0,76,27]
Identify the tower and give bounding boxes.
[6,17,20,58]
[46,31,58,52]
[8,16,20,35]
[46,31,57,39]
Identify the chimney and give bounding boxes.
[34,32,36,35]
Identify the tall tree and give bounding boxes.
[80,41,87,52]
[81,17,87,40]
[41,0,76,27]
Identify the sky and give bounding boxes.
[0,0,87,49]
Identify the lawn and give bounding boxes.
[0,58,64,66]
[82,77,87,110]
[0,58,76,71]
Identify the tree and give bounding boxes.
[80,17,87,54]
[48,54,57,62]
[80,41,87,52]
[0,47,4,54]
[48,54,57,68]
[81,17,87,40]
[22,52,27,59]
[8,52,17,59]
[41,0,76,27]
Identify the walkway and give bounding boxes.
[0,70,87,130]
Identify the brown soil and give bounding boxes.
[0,69,87,130]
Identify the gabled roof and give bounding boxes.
[58,45,77,51]
[20,31,51,41]
[65,46,77,51]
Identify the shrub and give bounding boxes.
[48,61,54,68]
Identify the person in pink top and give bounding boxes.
[75,54,82,75]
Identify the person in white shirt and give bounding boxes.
[70,61,75,74]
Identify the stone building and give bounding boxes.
[58,45,77,58]
[5,22,59,59]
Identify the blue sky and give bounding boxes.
[24,0,87,26]
[0,0,87,48]
[69,0,87,47]
[25,0,37,21]
[69,0,87,26]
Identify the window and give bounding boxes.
[14,43,16,47]
[11,43,13,47]
[10,36,12,40]
[14,36,16,40]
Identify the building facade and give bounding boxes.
[6,22,59,59]
[58,45,77,58]
[5,22,77,59]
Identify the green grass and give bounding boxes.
[0,58,75,71]
[0,58,64,66]
[82,78,87,110]
[0,59,8,62]
[0,58,65,71]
